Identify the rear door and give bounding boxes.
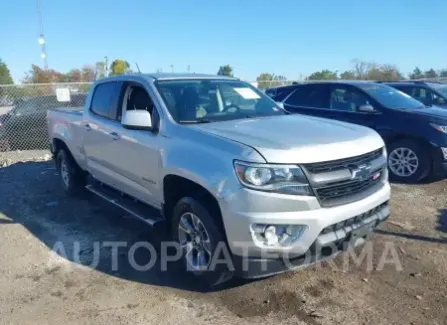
[103,82,163,207]
[283,84,332,118]
[82,81,122,185]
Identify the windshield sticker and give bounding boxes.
[56,88,71,102]
[234,87,261,100]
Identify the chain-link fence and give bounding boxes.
[0,82,92,153]
[1,78,446,155]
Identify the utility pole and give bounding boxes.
[104,56,109,77]
[170,65,174,73]
[187,65,190,73]
[36,0,48,70]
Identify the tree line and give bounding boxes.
[0,58,132,84]
[217,60,447,89]
[304,60,447,82]
[0,58,446,86]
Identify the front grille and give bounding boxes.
[321,201,389,234]
[316,170,383,206]
[303,148,383,174]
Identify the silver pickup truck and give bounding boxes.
[47,73,390,286]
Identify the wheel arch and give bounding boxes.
[162,174,224,229]
[385,134,433,151]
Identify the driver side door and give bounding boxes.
[325,84,379,130]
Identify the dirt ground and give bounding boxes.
[0,150,446,325]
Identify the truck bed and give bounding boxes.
[47,106,86,169]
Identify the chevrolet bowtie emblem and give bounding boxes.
[351,164,372,180]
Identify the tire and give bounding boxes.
[387,139,431,183]
[171,196,233,287]
[56,149,87,195]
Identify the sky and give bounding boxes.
[1,0,446,83]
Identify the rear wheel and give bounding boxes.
[56,149,87,195]
[387,139,430,183]
[171,196,233,287]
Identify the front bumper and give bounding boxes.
[431,145,447,176]
[220,181,390,258]
[232,201,390,278]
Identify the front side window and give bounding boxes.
[329,87,370,111]
[119,85,160,128]
[357,84,424,110]
[155,79,284,123]
[90,82,118,118]
[430,84,447,104]
[433,91,447,105]
[396,86,431,105]
[433,85,447,97]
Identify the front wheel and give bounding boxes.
[387,139,431,183]
[171,197,233,287]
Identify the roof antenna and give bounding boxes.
[135,62,141,74]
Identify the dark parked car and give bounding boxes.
[278,81,447,182]
[383,81,447,108]
[0,94,86,151]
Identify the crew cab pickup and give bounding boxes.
[47,73,390,285]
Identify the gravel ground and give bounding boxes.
[0,150,446,325]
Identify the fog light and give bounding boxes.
[264,225,278,246]
[441,147,447,160]
[251,224,307,247]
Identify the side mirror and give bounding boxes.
[122,110,152,130]
[276,102,285,110]
[358,104,377,113]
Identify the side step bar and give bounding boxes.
[85,184,164,226]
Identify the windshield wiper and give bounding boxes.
[179,118,212,124]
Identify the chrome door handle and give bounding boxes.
[110,132,120,140]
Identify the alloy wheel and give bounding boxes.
[60,158,70,188]
[177,212,212,271]
[388,147,419,177]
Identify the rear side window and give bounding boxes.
[285,85,329,108]
[274,86,297,101]
[90,82,118,118]
[265,88,277,98]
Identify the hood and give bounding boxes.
[191,115,384,163]
[408,106,447,120]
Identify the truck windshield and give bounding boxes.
[357,84,425,110]
[155,79,285,123]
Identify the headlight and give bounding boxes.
[234,161,313,196]
[429,123,447,133]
